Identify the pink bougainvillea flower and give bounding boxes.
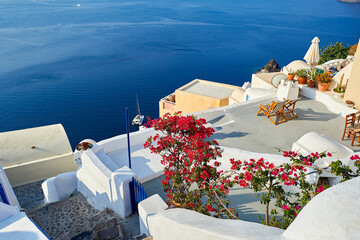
[282,205,289,210]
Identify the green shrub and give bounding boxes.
[318,42,350,65]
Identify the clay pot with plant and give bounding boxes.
[288,69,295,80]
[307,68,320,88]
[316,72,332,92]
[332,74,347,99]
[295,69,308,85]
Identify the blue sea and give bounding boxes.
[0,0,359,148]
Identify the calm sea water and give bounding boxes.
[0,0,359,148]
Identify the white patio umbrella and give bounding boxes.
[304,37,320,65]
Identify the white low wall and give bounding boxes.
[97,128,156,155]
[42,172,77,203]
[148,208,284,240]
[300,86,357,117]
[138,194,168,236]
[0,212,49,240]
[76,150,135,218]
[0,164,20,208]
[0,202,19,222]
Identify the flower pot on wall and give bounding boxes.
[318,83,329,92]
[297,77,307,85]
[332,89,345,99]
[307,80,316,88]
[288,74,295,80]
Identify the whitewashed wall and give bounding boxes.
[145,176,360,240]
[0,164,20,208]
[76,150,136,218]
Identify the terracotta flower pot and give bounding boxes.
[288,74,295,80]
[307,80,316,88]
[297,77,307,85]
[318,82,329,92]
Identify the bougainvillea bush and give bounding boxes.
[144,112,237,219]
[228,151,360,229]
[145,112,360,228]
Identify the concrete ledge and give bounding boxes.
[4,153,76,187]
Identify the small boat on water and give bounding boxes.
[132,94,144,126]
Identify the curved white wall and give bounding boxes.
[145,175,360,240]
[0,124,77,186]
[149,208,284,240]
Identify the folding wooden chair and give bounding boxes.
[283,98,301,121]
[351,111,360,146]
[342,113,355,140]
[257,100,287,125]
[342,112,360,146]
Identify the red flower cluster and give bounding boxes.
[144,112,233,217]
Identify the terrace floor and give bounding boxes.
[206,97,359,153]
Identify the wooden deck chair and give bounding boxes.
[256,100,287,125]
[342,112,360,146]
[350,111,360,146]
[342,113,355,140]
[283,98,301,121]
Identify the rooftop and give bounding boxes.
[182,81,235,99]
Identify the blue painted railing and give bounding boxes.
[0,182,9,205]
[129,177,149,214]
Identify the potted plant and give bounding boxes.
[316,72,332,91]
[295,69,308,85]
[288,69,295,80]
[307,68,320,88]
[332,74,347,98]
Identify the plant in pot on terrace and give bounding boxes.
[307,68,321,88]
[332,74,347,99]
[288,69,295,80]
[316,71,332,92]
[295,69,308,85]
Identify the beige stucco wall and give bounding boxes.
[344,39,360,109]
[330,61,353,90]
[0,124,77,186]
[159,101,176,117]
[159,79,243,117]
[251,73,278,89]
[174,90,223,115]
